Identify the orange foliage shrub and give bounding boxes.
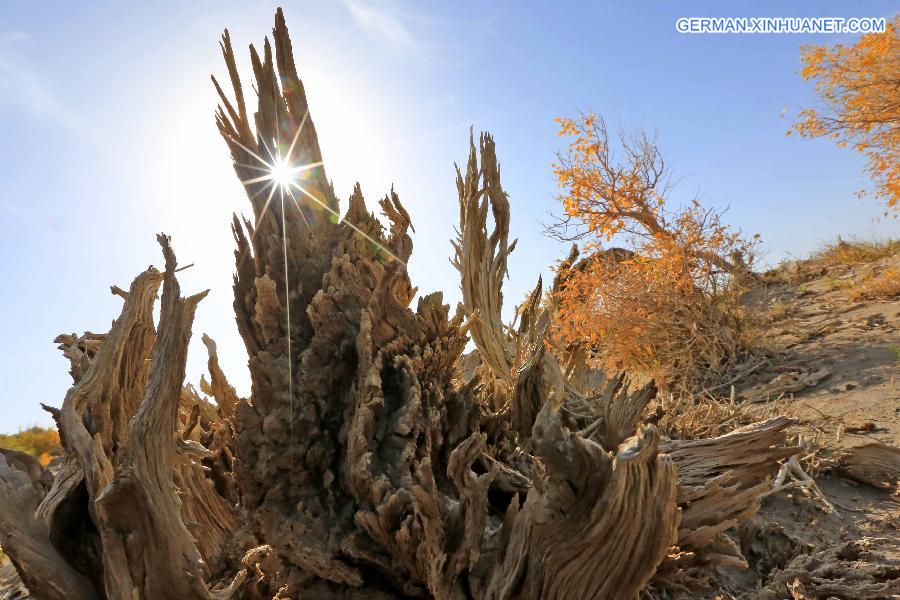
[551,114,758,391]
[790,17,899,211]
[0,426,61,466]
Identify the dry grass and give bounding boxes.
[766,299,793,322]
[811,237,899,267]
[771,237,898,285]
[650,386,791,440]
[848,266,900,301]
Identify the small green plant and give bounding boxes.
[889,344,900,362]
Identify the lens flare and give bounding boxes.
[230,113,406,268]
[270,159,294,188]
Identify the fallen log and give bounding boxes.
[834,440,900,493]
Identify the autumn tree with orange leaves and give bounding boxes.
[790,17,899,211]
[0,426,60,466]
[550,114,759,391]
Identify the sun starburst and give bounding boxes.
[228,113,407,267]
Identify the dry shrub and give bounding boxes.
[848,266,900,301]
[550,113,759,393]
[554,249,751,391]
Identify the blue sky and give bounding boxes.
[1,0,897,431]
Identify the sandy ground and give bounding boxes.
[746,253,899,444]
[711,252,900,599]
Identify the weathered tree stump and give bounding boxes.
[0,9,799,600]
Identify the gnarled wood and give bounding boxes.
[452,132,517,394]
[657,417,800,587]
[0,9,803,600]
[486,410,679,600]
[1,237,247,600]
[0,454,98,600]
[756,538,900,599]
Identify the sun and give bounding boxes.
[270,158,295,189]
[237,150,321,191]
[228,114,406,268]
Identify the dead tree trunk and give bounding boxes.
[0,450,98,600]
[0,8,798,600]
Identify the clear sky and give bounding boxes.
[1,1,897,432]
